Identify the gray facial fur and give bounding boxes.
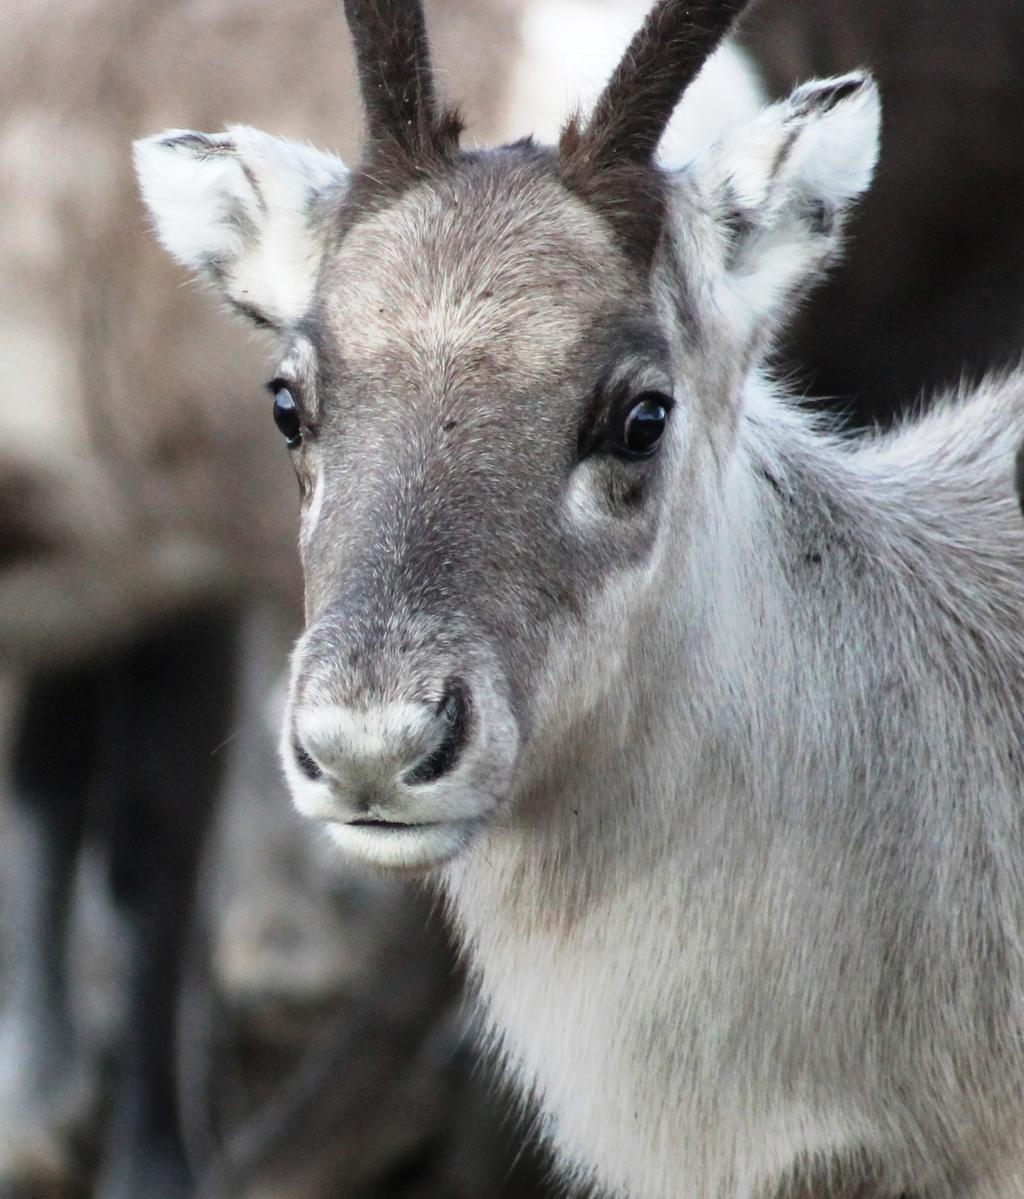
[291,148,670,734]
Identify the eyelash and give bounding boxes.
[266,376,296,398]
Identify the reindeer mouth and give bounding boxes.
[348,818,445,830]
[328,815,483,872]
[284,654,517,876]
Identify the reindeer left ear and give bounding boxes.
[691,72,880,343]
[134,127,348,332]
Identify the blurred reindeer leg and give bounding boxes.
[93,606,239,1199]
[0,666,100,1198]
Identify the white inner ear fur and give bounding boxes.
[134,126,348,329]
[697,73,880,341]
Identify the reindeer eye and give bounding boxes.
[271,386,303,448]
[619,393,671,458]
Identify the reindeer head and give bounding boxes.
[135,0,879,872]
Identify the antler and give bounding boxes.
[562,0,752,172]
[341,0,461,167]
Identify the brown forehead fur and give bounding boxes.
[317,148,642,390]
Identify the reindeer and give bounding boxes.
[136,0,1024,1195]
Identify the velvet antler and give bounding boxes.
[561,0,752,173]
[341,0,462,168]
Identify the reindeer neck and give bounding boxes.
[447,368,1024,940]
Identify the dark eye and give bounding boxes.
[618,392,671,458]
[272,386,303,447]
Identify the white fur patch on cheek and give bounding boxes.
[562,461,608,531]
[542,473,676,750]
[300,466,325,548]
[530,560,658,751]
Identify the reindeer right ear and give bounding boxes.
[134,127,348,332]
[688,72,879,347]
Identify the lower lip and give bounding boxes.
[348,819,440,830]
[327,817,479,872]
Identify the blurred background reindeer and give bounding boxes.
[1,1,1022,1197]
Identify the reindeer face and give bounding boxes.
[274,152,692,870]
[136,0,879,871]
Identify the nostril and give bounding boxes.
[292,736,323,782]
[403,680,471,787]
